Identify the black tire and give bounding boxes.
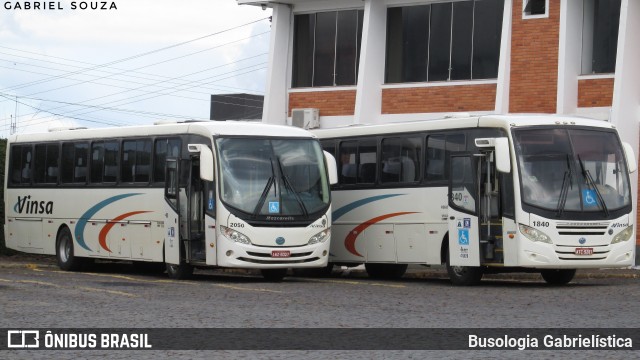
[261,268,288,282]
[291,263,334,277]
[541,269,576,285]
[56,227,83,271]
[446,251,483,286]
[364,263,408,280]
[166,262,194,280]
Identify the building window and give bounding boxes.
[385,0,504,83]
[292,9,364,88]
[523,0,548,18]
[581,0,621,74]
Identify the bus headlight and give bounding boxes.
[308,228,331,245]
[220,225,252,245]
[519,224,552,244]
[611,226,634,244]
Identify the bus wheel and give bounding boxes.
[365,263,408,280]
[165,262,194,280]
[56,227,83,271]
[260,268,287,282]
[541,269,576,285]
[446,252,483,286]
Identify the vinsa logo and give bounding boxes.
[14,196,54,215]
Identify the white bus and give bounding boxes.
[315,115,636,285]
[4,121,337,281]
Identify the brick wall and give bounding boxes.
[381,84,497,114]
[509,0,560,113]
[288,90,356,116]
[578,78,614,108]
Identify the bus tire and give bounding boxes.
[541,269,576,285]
[365,263,408,280]
[165,262,194,280]
[56,227,83,271]
[261,268,287,282]
[446,251,483,286]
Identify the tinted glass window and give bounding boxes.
[10,145,33,185]
[385,1,504,83]
[425,133,466,183]
[154,138,181,182]
[122,139,152,183]
[381,137,421,183]
[473,0,504,79]
[428,3,452,82]
[293,10,364,88]
[61,142,89,184]
[34,144,59,184]
[292,13,315,88]
[450,1,473,80]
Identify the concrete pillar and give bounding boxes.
[353,0,386,125]
[611,0,640,266]
[556,0,582,115]
[261,3,291,125]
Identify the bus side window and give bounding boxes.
[10,145,33,185]
[425,133,465,183]
[61,142,88,184]
[154,138,181,183]
[339,141,357,184]
[34,143,59,184]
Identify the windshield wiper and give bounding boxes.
[556,155,572,217]
[578,155,609,217]
[252,158,277,218]
[275,156,309,218]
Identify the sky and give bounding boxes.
[0,0,272,137]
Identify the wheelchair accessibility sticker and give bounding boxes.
[458,229,469,246]
[269,201,280,213]
[582,189,597,207]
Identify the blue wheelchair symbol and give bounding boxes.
[458,229,469,246]
[208,199,215,210]
[269,201,280,213]
[583,189,597,208]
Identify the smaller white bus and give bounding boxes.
[4,121,337,281]
[315,115,636,285]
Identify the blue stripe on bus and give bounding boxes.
[74,193,143,251]
[332,194,404,221]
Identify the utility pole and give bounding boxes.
[11,95,17,135]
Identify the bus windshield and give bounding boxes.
[514,128,631,215]
[216,137,330,219]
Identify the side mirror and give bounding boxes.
[475,137,511,173]
[324,151,338,185]
[494,137,511,173]
[188,144,215,181]
[622,142,637,173]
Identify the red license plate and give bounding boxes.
[271,250,291,258]
[575,248,593,255]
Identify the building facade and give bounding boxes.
[239,0,640,251]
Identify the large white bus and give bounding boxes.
[314,115,636,285]
[4,121,337,281]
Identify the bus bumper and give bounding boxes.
[214,238,330,269]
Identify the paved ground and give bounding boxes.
[1,254,638,359]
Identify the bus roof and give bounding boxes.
[312,114,616,139]
[7,120,317,143]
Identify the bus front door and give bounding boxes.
[163,159,194,279]
[447,154,483,285]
